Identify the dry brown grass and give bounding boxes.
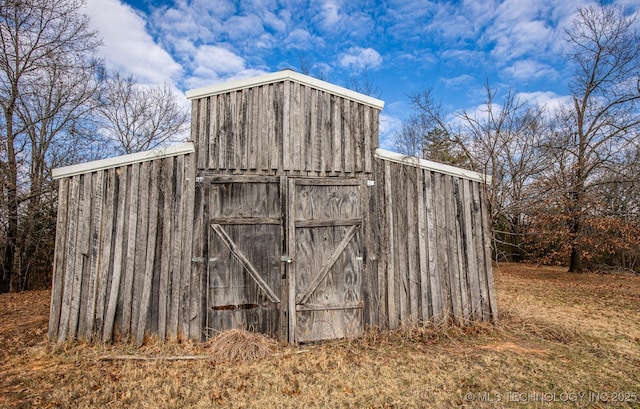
[1,263,639,408]
[206,329,278,363]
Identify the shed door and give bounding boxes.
[287,178,364,343]
[207,178,282,339]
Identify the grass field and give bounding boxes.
[1,263,639,408]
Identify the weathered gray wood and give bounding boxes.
[462,179,481,320]
[180,154,196,339]
[189,172,204,341]
[296,224,359,304]
[158,158,174,340]
[364,106,372,174]
[445,175,463,323]
[480,185,497,322]
[416,168,431,321]
[287,178,297,343]
[343,100,353,174]
[282,81,291,171]
[383,161,396,329]
[295,178,361,186]
[279,176,288,342]
[135,161,159,346]
[49,177,69,341]
[83,171,104,341]
[406,167,420,322]
[103,166,128,342]
[395,165,409,322]
[332,96,342,173]
[208,96,218,170]
[293,219,361,228]
[471,182,490,322]
[453,178,471,324]
[131,161,150,340]
[168,155,184,339]
[121,162,141,340]
[95,168,115,341]
[425,171,442,322]
[210,223,280,303]
[57,175,80,343]
[210,217,280,225]
[69,173,91,340]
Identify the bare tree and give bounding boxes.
[397,84,547,261]
[98,73,189,154]
[545,5,640,272]
[0,0,102,292]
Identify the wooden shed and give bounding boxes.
[49,70,496,345]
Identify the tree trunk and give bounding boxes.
[2,114,18,293]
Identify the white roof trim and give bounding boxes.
[375,148,492,184]
[52,142,195,180]
[186,70,385,110]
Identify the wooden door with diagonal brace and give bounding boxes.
[206,177,283,339]
[287,178,364,343]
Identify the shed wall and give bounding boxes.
[191,80,379,176]
[365,158,497,329]
[48,153,198,345]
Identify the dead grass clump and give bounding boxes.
[498,305,580,344]
[358,319,494,348]
[207,329,277,362]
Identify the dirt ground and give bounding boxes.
[1,263,639,408]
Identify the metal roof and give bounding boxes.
[185,69,385,110]
[375,148,492,184]
[52,142,195,180]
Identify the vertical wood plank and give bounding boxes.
[343,101,353,174]
[282,81,291,171]
[57,175,80,343]
[83,171,104,341]
[462,179,481,320]
[131,161,150,340]
[69,174,91,340]
[270,83,280,171]
[453,177,471,323]
[158,158,174,340]
[287,178,297,343]
[180,154,196,339]
[363,106,372,174]
[444,175,462,323]
[354,104,363,174]
[49,177,69,341]
[103,166,128,342]
[208,96,218,170]
[120,162,140,340]
[383,161,396,329]
[425,171,441,321]
[168,155,184,340]
[195,98,206,170]
[406,168,420,322]
[331,96,342,173]
[95,168,115,341]
[480,184,497,322]
[136,160,159,346]
[435,173,451,321]
[189,172,204,341]
[416,168,431,321]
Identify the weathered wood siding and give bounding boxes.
[190,81,379,176]
[48,152,197,345]
[50,72,497,345]
[366,158,497,328]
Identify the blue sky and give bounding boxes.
[82,0,639,148]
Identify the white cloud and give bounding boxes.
[84,0,182,84]
[503,60,558,82]
[284,29,317,50]
[338,47,382,70]
[516,91,570,113]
